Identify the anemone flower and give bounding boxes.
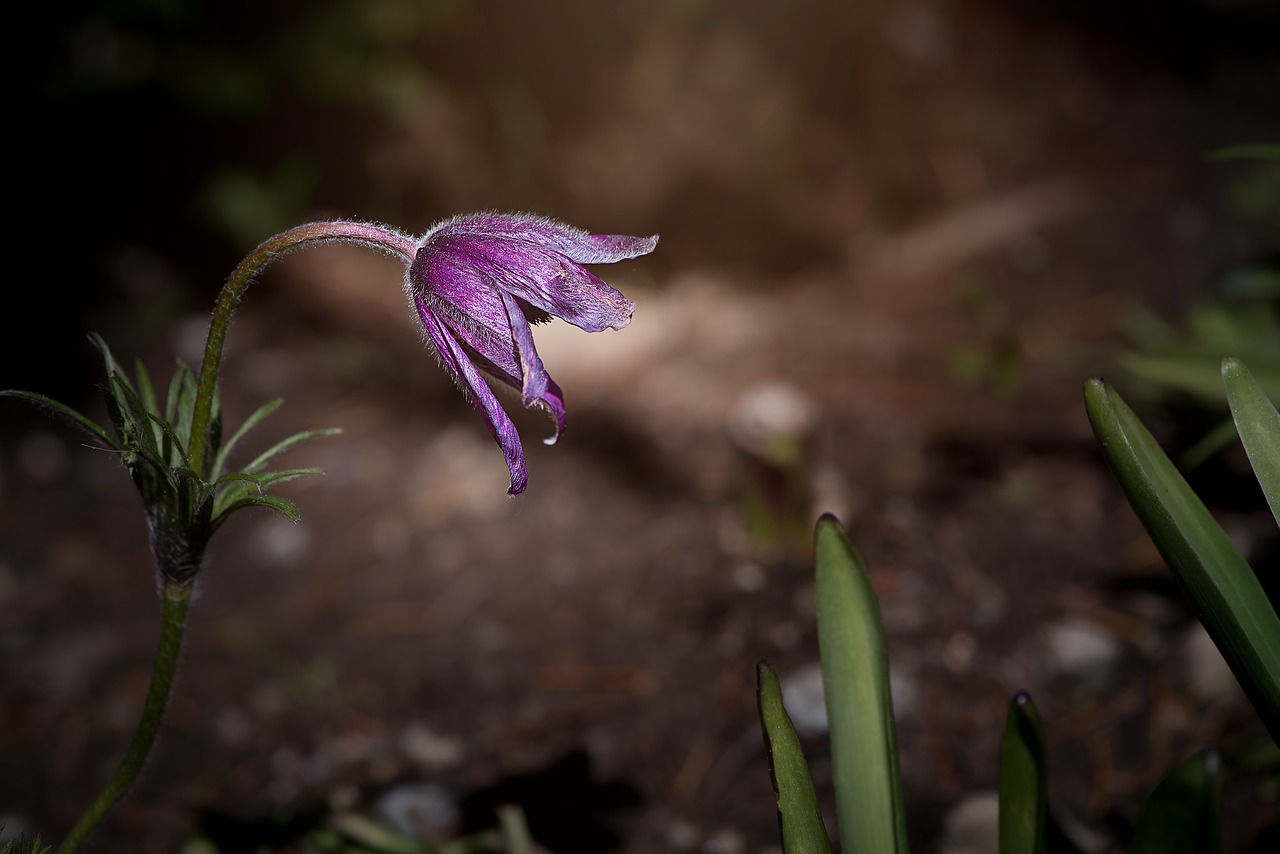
[406,213,657,495]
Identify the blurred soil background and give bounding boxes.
[2,1,1279,852]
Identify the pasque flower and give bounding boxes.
[407,213,657,495]
[0,211,652,854]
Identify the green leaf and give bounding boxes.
[1128,750,1221,854]
[496,805,534,854]
[1177,417,1239,471]
[247,467,324,488]
[210,494,302,532]
[1222,358,1280,529]
[108,373,167,455]
[108,374,197,478]
[88,332,122,384]
[0,827,53,854]
[212,468,325,518]
[814,515,909,854]
[243,427,342,473]
[134,359,163,448]
[999,693,1048,854]
[169,361,199,453]
[212,470,265,489]
[211,397,283,478]
[441,830,501,854]
[0,390,118,448]
[757,661,834,854]
[1209,144,1280,162]
[1084,378,1280,742]
[328,812,431,854]
[163,360,190,425]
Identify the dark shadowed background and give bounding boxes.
[3,1,1278,852]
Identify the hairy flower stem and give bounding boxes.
[56,582,193,854]
[188,222,416,476]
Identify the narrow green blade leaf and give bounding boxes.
[247,467,324,489]
[0,390,118,448]
[171,362,198,453]
[112,375,195,468]
[1128,750,1221,854]
[210,397,283,478]
[496,805,535,854]
[999,693,1048,854]
[442,831,501,854]
[1209,144,1280,162]
[164,360,187,424]
[814,515,909,854]
[329,812,430,854]
[757,661,834,854]
[1223,358,1280,529]
[243,427,341,473]
[1084,378,1280,741]
[211,494,302,533]
[88,332,122,382]
[213,470,267,489]
[211,468,325,517]
[1177,417,1239,471]
[109,373,164,452]
[134,358,163,448]
[212,480,257,518]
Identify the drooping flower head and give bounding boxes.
[407,213,657,495]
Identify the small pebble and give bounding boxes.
[938,791,999,854]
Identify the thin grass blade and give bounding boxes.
[212,468,325,517]
[328,812,431,854]
[1209,144,1280,162]
[211,494,301,531]
[496,805,534,854]
[999,693,1047,854]
[243,427,342,473]
[88,332,122,381]
[757,661,834,854]
[134,359,164,447]
[1222,358,1280,528]
[814,515,908,854]
[211,397,283,477]
[1084,378,1280,741]
[164,361,187,424]
[0,391,117,448]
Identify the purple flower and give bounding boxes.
[406,213,657,495]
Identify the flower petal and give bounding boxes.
[500,290,548,404]
[419,288,567,446]
[538,376,566,445]
[416,298,528,495]
[429,212,658,264]
[426,234,635,333]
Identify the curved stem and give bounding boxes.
[187,222,417,476]
[56,583,193,854]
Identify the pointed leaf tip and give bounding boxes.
[1085,373,1280,741]
[999,692,1048,854]
[813,516,908,854]
[757,660,833,854]
[1222,356,1280,529]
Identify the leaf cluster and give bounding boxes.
[0,827,53,854]
[761,355,1280,854]
[0,334,338,585]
